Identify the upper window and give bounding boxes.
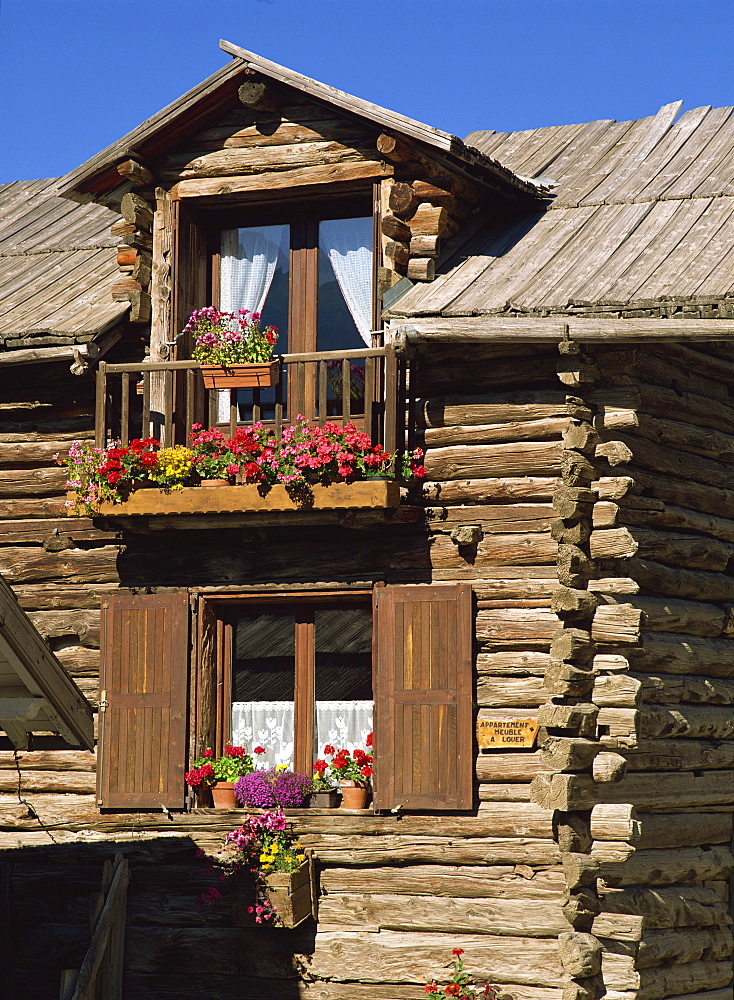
[215,209,376,355]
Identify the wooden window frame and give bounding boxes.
[194,590,373,779]
[174,186,381,360]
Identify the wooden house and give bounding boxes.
[2,40,734,1000]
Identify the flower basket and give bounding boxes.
[231,857,315,929]
[199,362,280,389]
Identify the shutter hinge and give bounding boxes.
[99,690,108,712]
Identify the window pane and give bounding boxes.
[317,217,373,352]
[220,225,290,350]
[315,606,373,755]
[231,611,295,768]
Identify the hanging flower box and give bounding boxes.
[199,361,280,389]
[231,857,315,929]
[67,480,401,516]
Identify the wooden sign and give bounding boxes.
[477,718,539,750]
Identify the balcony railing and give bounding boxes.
[95,345,413,463]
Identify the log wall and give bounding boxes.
[0,344,570,998]
[529,340,734,1000]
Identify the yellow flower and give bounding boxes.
[297,854,306,863]
[259,853,269,863]
[270,843,279,853]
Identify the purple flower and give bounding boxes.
[235,768,311,808]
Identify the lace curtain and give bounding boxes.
[231,699,373,771]
[319,218,373,346]
[217,225,288,421]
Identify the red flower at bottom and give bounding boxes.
[452,948,465,957]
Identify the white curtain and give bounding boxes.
[319,219,373,346]
[220,226,288,315]
[231,699,373,771]
[218,226,287,421]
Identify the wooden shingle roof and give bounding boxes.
[387,102,734,321]
[0,179,127,352]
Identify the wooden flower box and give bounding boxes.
[199,361,280,389]
[231,858,315,929]
[67,481,401,517]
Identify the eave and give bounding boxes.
[386,315,734,344]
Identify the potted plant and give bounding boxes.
[197,809,315,928]
[319,734,373,809]
[424,948,509,999]
[308,764,338,808]
[187,306,280,388]
[185,742,265,808]
[234,767,312,809]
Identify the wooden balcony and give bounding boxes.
[92,346,415,521]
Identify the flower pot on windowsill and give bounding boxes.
[308,789,339,809]
[199,478,230,487]
[339,780,370,810]
[210,781,238,809]
[199,361,280,389]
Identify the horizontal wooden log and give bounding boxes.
[120,976,563,1000]
[595,595,725,636]
[477,676,547,707]
[590,528,734,571]
[430,532,556,570]
[423,417,567,449]
[406,257,435,282]
[425,503,554,533]
[420,392,569,429]
[317,891,567,937]
[0,518,112,545]
[0,467,67,496]
[173,160,391,198]
[320,864,563,898]
[602,956,733,1000]
[475,608,558,648]
[424,441,563,481]
[597,557,734,602]
[597,885,730,930]
[593,674,642,707]
[479,784,532,801]
[597,845,734,887]
[55,645,99,676]
[299,834,562,867]
[116,159,153,186]
[422,478,557,504]
[477,650,550,675]
[634,704,734,740]
[530,773,597,811]
[0,768,95,794]
[476,753,548,783]
[610,738,734,773]
[596,770,734,809]
[633,672,734,706]
[305,929,563,987]
[630,631,734,678]
[0,749,94,771]
[10,584,115,611]
[0,546,119,583]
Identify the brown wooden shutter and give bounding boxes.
[97,593,190,810]
[373,583,473,811]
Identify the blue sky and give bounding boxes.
[0,0,732,184]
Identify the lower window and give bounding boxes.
[199,593,373,776]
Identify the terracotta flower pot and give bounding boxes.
[199,478,230,487]
[199,362,280,389]
[339,781,369,810]
[210,781,238,808]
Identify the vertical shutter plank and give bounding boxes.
[373,584,473,811]
[98,593,190,810]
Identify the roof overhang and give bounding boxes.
[58,44,548,208]
[386,315,734,344]
[0,575,94,751]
